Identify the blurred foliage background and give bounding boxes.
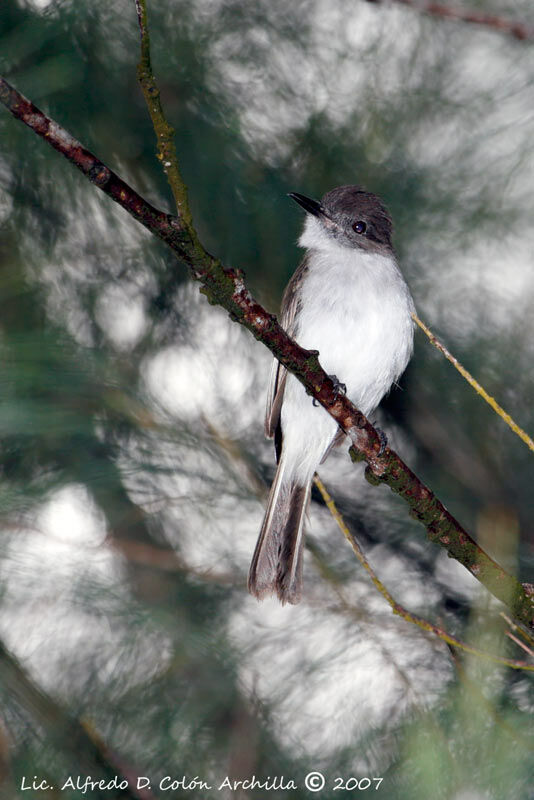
[0,0,533,798]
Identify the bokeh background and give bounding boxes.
[1,0,533,798]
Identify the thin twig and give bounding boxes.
[308,543,449,729]
[134,0,193,225]
[110,537,239,584]
[505,631,534,659]
[313,475,534,671]
[413,313,534,453]
[366,0,534,42]
[500,612,534,649]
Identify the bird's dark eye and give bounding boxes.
[352,220,367,234]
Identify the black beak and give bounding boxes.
[288,192,325,218]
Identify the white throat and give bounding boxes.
[298,214,359,255]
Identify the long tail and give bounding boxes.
[248,454,310,605]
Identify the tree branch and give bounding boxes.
[365,0,534,42]
[1,75,532,627]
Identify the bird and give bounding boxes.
[248,185,415,605]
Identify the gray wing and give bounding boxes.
[264,257,309,451]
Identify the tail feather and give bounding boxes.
[248,456,310,605]
[275,482,309,603]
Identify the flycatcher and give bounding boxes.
[248,185,415,604]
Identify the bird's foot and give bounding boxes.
[373,424,388,457]
[329,374,347,397]
[313,374,347,406]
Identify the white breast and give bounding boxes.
[280,224,414,484]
